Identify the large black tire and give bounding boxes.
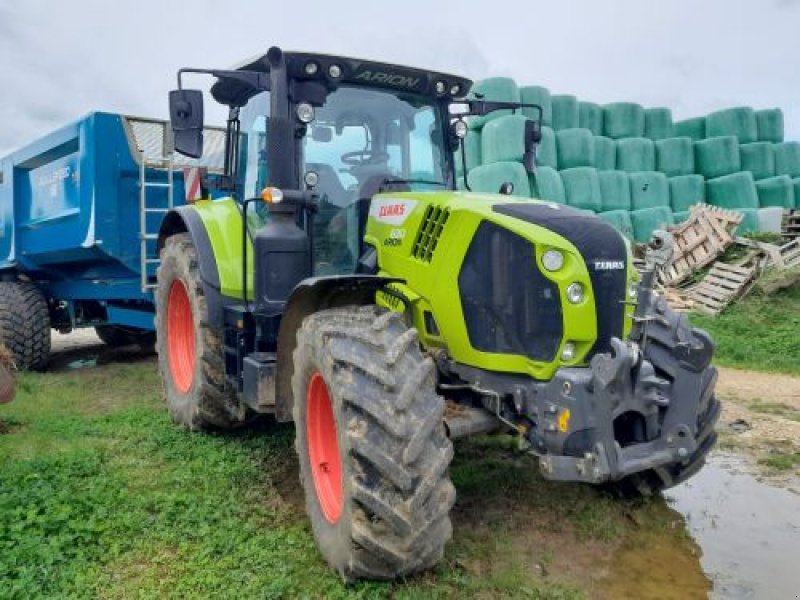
[0,281,51,371]
[95,325,156,352]
[292,306,455,581]
[608,300,720,497]
[155,233,248,430]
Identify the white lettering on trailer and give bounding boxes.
[369,198,418,226]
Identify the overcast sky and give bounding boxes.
[1,0,799,155]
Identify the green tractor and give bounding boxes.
[157,47,719,580]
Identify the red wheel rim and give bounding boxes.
[306,372,343,524]
[167,279,195,394]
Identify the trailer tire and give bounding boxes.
[0,281,51,371]
[292,305,455,581]
[95,325,156,352]
[155,233,249,430]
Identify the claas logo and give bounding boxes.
[379,204,407,217]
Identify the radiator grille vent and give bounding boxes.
[412,206,450,262]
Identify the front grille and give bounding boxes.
[458,221,563,362]
[412,205,449,262]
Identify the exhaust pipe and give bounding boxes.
[444,405,502,439]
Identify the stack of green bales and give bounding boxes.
[460,76,797,241]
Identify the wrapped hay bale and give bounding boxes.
[530,166,565,203]
[630,206,675,243]
[551,94,579,131]
[673,210,690,224]
[597,210,634,239]
[482,114,528,164]
[705,171,759,209]
[602,102,645,139]
[578,101,604,135]
[674,116,706,140]
[739,142,775,180]
[795,178,800,207]
[521,85,552,126]
[593,136,616,170]
[755,175,795,208]
[537,126,558,169]
[669,174,706,212]
[560,167,602,212]
[644,107,674,140]
[758,207,785,233]
[755,108,784,143]
[455,128,482,176]
[736,208,760,234]
[655,137,694,176]
[598,170,632,211]
[468,161,531,196]
[556,128,595,169]
[468,77,520,129]
[694,136,741,178]
[705,107,758,143]
[616,137,656,172]
[630,171,670,210]
[774,141,800,177]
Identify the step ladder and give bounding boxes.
[139,150,174,293]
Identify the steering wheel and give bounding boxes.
[341,149,390,166]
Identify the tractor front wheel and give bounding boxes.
[155,233,249,429]
[292,306,455,581]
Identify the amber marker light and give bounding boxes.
[261,187,284,203]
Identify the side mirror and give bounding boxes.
[169,89,204,158]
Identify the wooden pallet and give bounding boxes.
[782,210,800,240]
[688,262,757,315]
[660,205,743,286]
[657,287,695,312]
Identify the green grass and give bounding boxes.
[0,356,703,599]
[758,451,800,472]
[748,401,800,422]
[690,284,800,376]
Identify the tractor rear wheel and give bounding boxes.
[155,233,249,430]
[292,306,455,581]
[95,325,156,352]
[0,281,51,371]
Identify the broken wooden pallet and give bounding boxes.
[660,205,743,286]
[657,287,695,312]
[782,210,800,240]
[688,262,758,315]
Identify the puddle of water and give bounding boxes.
[66,357,98,370]
[666,452,800,599]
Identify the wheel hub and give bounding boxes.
[306,372,343,524]
[166,279,196,394]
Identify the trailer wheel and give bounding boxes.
[0,281,51,371]
[95,325,156,352]
[155,233,248,429]
[292,305,455,581]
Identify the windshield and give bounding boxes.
[302,86,449,274]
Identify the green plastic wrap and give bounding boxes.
[455,128,482,176]
[795,178,800,208]
[755,108,784,143]
[597,210,634,239]
[735,209,760,234]
[758,207,785,233]
[530,166,565,203]
[630,207,675,243]
[774,142,800,177]
[673,211,690,224]
[537,126,558,169]
[560,167,602,211]
[739,142,775,180]
[556,128,595,169]
[705,172,759,209]
[755,175,795,208]
[593,136,616,171]
[468,77,520,130]
[694,136,741,178]
[655,137,694,176]
[616,138,656,173]
[578,101,603,135]
[551,94,579,131]
[644,108,673,140]
[669,174,706,212]
[602,102,645,139]
[598,170,631,211]
[705,107,758,143]
[521,85,552,126]
[467,161,531,196]
[481,115,527,164]
[673,117,706,141]
[630,171,670,210]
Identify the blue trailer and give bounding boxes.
[0,111,225,368]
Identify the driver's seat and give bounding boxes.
[306,163,351,207]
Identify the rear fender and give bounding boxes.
[274,275,402,422]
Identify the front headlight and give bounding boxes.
[561,342,576,362]
[542,249,564,272]
[566,282,584,304]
